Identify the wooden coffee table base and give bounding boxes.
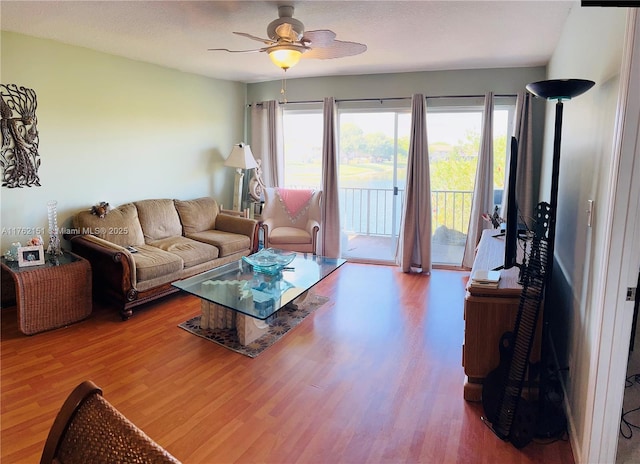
[199,290,314,346]
[236,314,269,346]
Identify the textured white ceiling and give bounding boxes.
[1,1,576,83]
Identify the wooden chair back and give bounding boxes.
[41,380,181,464]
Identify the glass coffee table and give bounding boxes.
[172,249,345,345]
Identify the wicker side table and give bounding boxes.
[1,251,92,335]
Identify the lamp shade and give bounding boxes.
[225,143,258,170]
[526,79,595,101]
[268,44,306,70]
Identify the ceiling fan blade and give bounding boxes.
[233,31,274,45]
[301,29,337,48]
[207,47,265,54]
[302,40,367,60]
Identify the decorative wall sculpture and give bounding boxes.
[0,84,41,188]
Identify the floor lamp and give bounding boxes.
[225,143,258,212]
[526,78,595,438]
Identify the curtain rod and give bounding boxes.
[249,97,405,107]
[248,94,517,107]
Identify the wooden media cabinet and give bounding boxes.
[462,229,542,402]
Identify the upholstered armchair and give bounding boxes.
[261,187,322,255]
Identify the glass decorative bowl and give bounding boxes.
[242,248,295,274]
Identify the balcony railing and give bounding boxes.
[340,187,403,237]
[339,187,474,241]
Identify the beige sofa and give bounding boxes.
[68,197,258,320]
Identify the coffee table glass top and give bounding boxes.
[172,250,346,320]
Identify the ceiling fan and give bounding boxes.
[208,5,367,71]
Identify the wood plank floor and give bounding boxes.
[1,263,575,463]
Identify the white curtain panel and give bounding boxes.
[397,94,432,273]
[320,97,341,258]
[506,91,535,227]
[250,100,284,187]
[462,92,495,269]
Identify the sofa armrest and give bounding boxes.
[306,219,320,236]
[220,206,249,218]
[306,219,320,255]
[68,234,137,298]
[215,215,259,249]
[261,219,274,249]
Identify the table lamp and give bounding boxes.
[225,143,258,211]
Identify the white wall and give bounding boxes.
[538,6,628,463]
[0,32,246,250]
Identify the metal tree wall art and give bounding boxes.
[1,84,41,188]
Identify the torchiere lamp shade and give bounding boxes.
[526,79,595,101]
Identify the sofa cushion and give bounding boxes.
[186,230,251,257]
[269,227,312,245]
[134,199,183,241]
[73,203,145,247]
[147,236,219,268]
[131,245,183,282]
[174,197,219,235]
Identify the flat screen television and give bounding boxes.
[503,136,520,270]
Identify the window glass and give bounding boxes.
[427,104,513,264]
[338,110,409,247]
[282,110,323,188]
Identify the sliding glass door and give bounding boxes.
[427,101,514,266]
[281,98,515,267]
[338,109,410,263]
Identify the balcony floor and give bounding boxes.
[342,234,465,266]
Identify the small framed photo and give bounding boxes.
[17,245,45,267]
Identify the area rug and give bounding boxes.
[178,294,329,358]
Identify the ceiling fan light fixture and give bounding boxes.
[210,4,366,73]
[268,44,306,70]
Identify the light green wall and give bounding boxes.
[0,32,246,249]
[538,7,628,463]
[248,66,546,102]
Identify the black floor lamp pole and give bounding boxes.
[546,99,564,291]
[525,78,595,438]
[536,98,565,439]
